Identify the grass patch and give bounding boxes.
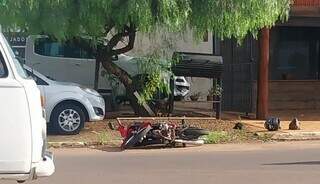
[203,130,266,144]
[92,131,111,145]
[255,132,273,142]
[203,131,232,144]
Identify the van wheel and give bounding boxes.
[50,103,85,135]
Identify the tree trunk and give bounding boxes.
[99,55,152,116]
[96,24,155,116]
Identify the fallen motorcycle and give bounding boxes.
[109,118,209,149]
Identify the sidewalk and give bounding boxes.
[47,118,236,148]
[47,119,320,148]
[48,121,122,148]
[243,120,320,141]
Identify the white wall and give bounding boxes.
[128,30,213,57]
[127,30,214,100]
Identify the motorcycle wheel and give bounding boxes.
[122,126,152,149]
[183,127,209,137]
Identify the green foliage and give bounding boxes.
[0,0,292,103]
[93,131,111,145]
[103,72,123,95]
[189,0,292,40]
[255,132,273,142]
[203,131,231,144]
[136,54,172,103]
[0,0,291,41]
[208,84,223,97]
[203,130,260,144]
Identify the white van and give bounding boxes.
[25,36,110,89]
[24,36,189,91]
[0,32,54,182]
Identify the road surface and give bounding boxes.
[4,141,320,184]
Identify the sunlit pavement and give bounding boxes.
[4,141,320,184]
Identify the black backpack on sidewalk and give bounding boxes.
[265,117,281,131]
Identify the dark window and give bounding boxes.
[175,78,184,82]
[270,27,320,80]
[34,38,95,59]
[0,53,8,78]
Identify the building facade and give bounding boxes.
[221,0,320,118]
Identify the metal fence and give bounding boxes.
[222,63,255,113]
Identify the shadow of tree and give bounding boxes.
[264,161,320,166]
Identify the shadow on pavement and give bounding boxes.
[95,146,123,152]
[94,144,190,152]
[264,161,320,166]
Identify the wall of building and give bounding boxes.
[129,31,215,100]
[221,18,320,113]
[269,80,320,110]
[294,0,320,6]
[129,30,214,57]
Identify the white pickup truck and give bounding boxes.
[0,32,54,182]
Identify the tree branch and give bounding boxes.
[97,23,137,87]
[112,28,136,55]
[107,29,129,50]
[101,60,133,87]
[104,21,115,35]
[105,24,136,55]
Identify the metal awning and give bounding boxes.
[171,52,224,119]
[172,52,223,78]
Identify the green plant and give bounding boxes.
[208,84,223,97]
[190,92,201,101]
[0,0,291,115]
[136,55,173,104]
[203,130,259,144]
[203,131,231,144]
[255,132,273,142]
[93,131,111,145]
[230,129,249,141]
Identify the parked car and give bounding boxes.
[174,76,190,100]
[0,32,54,182]
[24,65,105,135]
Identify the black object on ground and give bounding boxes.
[264,117,281,131]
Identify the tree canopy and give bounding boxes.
[0,0,291,40]
[0,0,292,115]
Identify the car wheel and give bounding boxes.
[50,103,85,135]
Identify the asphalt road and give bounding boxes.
[4,141,320,184]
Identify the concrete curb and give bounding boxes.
[49,131,320,148]
[48,141,104,148]
[256,131,320,141]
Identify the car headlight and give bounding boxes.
[80,87,101,97]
